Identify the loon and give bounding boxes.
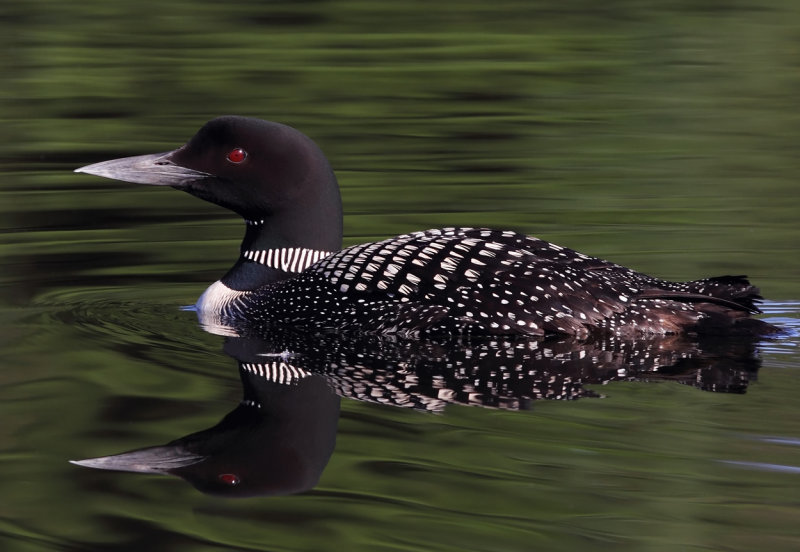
[75,116,774,338]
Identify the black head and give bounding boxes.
[76,116,343,251]
[169,117,336,221]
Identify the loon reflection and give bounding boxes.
[72,328,764,497]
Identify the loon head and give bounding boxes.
[75,116,343,253]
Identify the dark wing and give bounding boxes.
[296,228,649,336]
[250,227,768,337]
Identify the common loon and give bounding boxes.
[75,116,774,338]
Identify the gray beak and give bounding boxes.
[70,445,205,474]
[75,152,211,187]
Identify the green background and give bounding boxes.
[1,1,799,551]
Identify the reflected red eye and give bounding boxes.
[218,473,240,486]
[227,148,247,164]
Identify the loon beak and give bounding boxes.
[70,445,205,474]
[75,152,212,188]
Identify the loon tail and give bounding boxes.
[680,275,764,313]
[635,275,763,314]
[633,275,778,336]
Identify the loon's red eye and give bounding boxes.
[227,148,247,164]
[218,473,240,486]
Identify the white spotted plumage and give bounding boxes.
[209,227,763,338]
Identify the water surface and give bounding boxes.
[2,2,800,551]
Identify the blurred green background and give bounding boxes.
[5,0,800,303]
[1,1,799,551]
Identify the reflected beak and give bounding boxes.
[75,152,212,188]
[70,445,205,474]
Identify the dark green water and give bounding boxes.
[2,1,800,551]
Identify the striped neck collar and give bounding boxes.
[242,247,334,273]
[241,361,309,387]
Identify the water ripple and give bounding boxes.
[757,300,800,362]
[720,460,800,474]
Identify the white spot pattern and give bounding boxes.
[218,228,761,338]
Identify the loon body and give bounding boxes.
[76,116,772,338]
